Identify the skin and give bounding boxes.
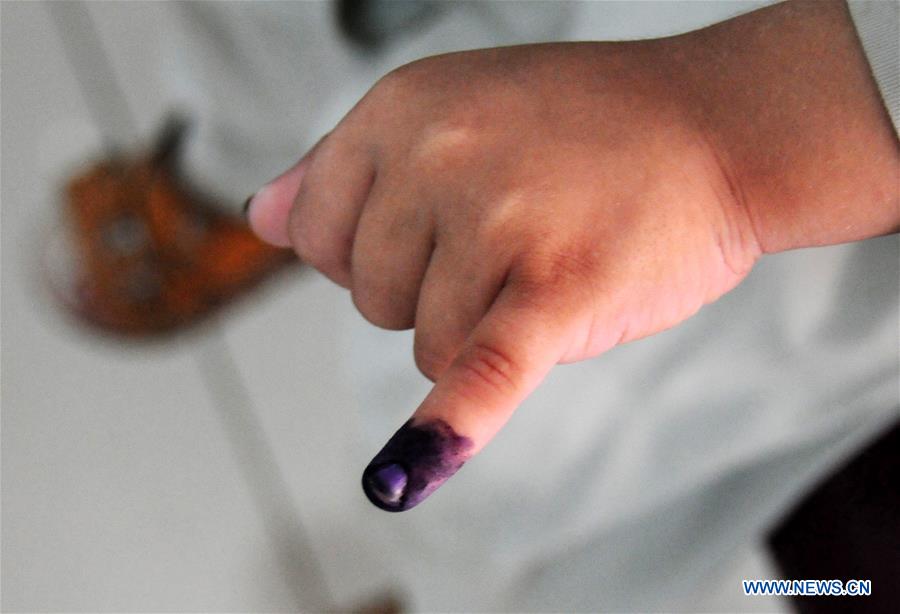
[248,1,899,510]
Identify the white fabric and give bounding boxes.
[164,2,899,610]
[848,0,900,132]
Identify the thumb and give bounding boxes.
[246,134,329,247]
[245,158,309,248]
[362,283,573,512]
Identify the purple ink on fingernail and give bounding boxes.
[368,463,407,504]
[362,418,473,512]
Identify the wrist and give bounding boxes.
[669,0,899,255]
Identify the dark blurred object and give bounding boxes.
[47,116,294,337]
[337,0,443,49]
[768,420,900,613]
[350,590,405,614]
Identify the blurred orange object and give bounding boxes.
[49,117,294,337]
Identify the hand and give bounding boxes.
[248,0,898,512]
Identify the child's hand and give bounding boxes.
[248,1,898,511]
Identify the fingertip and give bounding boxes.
[362,418,473,512]
[362,462,409,512]
[246,161,308,248]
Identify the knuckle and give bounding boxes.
[287,215,318,261]
[409,120,478,173]
[351,282,414,331]
[368,62,421,106]
[289,217,350,279]
[375,64,410,91]
[455,342,520,396]
[513,243,598,296]
[413,342,451,382]
[375,66,481,170]
[287,189,352,281]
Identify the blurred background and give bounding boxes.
[2,1,896,612]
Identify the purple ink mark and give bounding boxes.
[362,418,473,512]
[368,463,407,505]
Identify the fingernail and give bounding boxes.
[362,418,473,512]
[366,463,408,505]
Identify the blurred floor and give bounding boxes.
[1,2,791,611]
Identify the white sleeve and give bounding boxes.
[847,1,900,133]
